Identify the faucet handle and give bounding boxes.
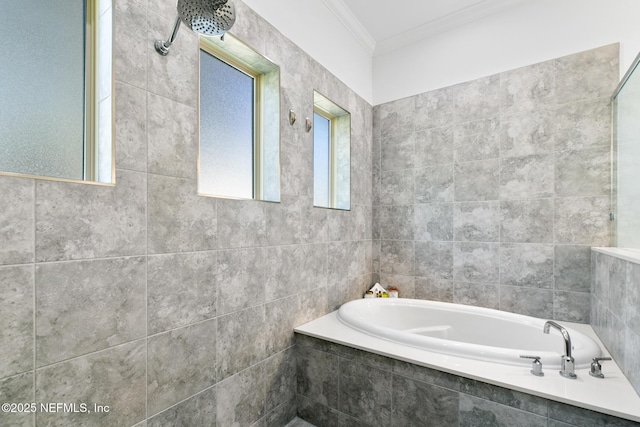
[589,357,612,378]
[520,355,544,377]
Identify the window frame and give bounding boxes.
[313,106,337,207]
[312,91,351,211]
[199,39,264,199]
[197,33,281,203]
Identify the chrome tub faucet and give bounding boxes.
[543,320,577,379]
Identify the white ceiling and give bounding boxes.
[325,0,526,56]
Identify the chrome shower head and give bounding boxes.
[155,0,236,56]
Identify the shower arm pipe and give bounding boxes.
[155,16,182,56]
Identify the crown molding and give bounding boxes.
[374,0,527,56]
[321,0,377,56]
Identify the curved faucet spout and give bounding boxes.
[543,320,572,358]
[543,320,577,379]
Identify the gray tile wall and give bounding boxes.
[296,334,640,427]
[0,1,373,426]
[372,44,619,323]
[592,251,640,397]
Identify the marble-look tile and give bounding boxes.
[414,203,453,242]
[500,286,553,318]
[147,92,198,179]
[230,1,269,55]
[379,274,416,299]
[0,372,34,427]
[548,399,639,427]
[554,98,611,151]
[328,242,352,285]
[453,74,500,122]
[391,376,458,427]
[554,291,590,323]
[280,140,313,198]
[453,282,500,310]
[554,197,610,245]
[296,395,341,427]
[459,394,547,427]
[299,198,328,244]
[414,165,454,203]
[555,147,610,197]
[264,196,302,246]
[147,252,216,335]
[217,247,265,315]
[147,11,199,108]
[379,170,414,205]
[414,126,454,167]
[459,378,548,416]
[147,386,216,427]
[415,86,454,130]
[216,198,267,249]
[627,263,640,336]
[296,345,339,408]
[500,154,554,200]
[378,206,414,241]
[114,0,147,89]
[594,252,612,307]
[609,257,629,323]
[453,118,500,163]
[416,242,453,281]
[147,320,217,416]
[415,277,453,302]
[265,296,299,357]
[216,306,265,381]
[393,360,460,391]
[35,257,145,367]
[376,97,415,140]
[339,359,392,427]
[554,43,619,103]
[454,160,500,202]
[36,170,146,262]
[500,108,555,158]
[499,243,553,288]
[216,365,266,427]
[380,241,414,276]
[36,340,146,427]
[500,61,555,114]
[115,82,147,172]
[147,174,216,253]
[453,242,499,284]
[624,328,640,396]
[0,266,33,379]
[500,199,553,243]
[453,201,500,242]
[554,245,591,293]
[266,245,311,301]
[381,132,415,171]
[264,349,296,413]
[0,177,34,266]
[263,402,298,427]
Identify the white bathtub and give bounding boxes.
[337,298,601,369]
[296,298,640,423]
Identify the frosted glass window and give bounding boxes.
[0,0,113,183]
[198,34,280,202]
[200,51,255,199]
[313,91,350,210]
[314,112,331,207]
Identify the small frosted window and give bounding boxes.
[313,112,331,207]
[0,0,86,180]
[313,91,350,210]
[200,51,254,199]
